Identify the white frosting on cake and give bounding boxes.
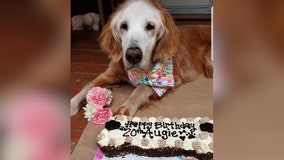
[97,115,213,153]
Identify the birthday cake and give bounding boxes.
[97,115,213,159]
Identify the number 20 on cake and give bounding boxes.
[97,115,213,159]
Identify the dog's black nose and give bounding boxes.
[126,47,142,64]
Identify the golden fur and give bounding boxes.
[70,0,212,116]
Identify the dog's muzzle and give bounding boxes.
[125,47,142,64]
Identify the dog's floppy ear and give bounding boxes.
[152,2,181,61]
[99,21,122,62]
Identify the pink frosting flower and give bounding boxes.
[86,87,112,107]
[92,108,113,125]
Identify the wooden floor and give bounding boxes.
[71,30,110,152]
[70,20,210,152]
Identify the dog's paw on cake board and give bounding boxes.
[94,115,213,160]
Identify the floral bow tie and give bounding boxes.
[126,57,174,97]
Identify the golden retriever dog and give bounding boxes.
[71,0,212,116]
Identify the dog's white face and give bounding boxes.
[110,0,165,71]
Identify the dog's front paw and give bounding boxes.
[113,106,130,116]
[70,98,80,116]
[70,90,88,116]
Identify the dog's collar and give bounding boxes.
[126,57,174,97]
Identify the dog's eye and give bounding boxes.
[120,22,128,30]
[146,23,155,31]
